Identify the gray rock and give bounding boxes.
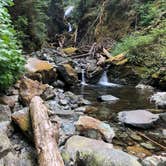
[98,95,119,102]
[0,133,11,155]
[136,84,154,91]
[63,135,141,166]
[118,110,159,129]
[142,155,166,166]
[141,143,156,150]
[0,105,11,122]
[150,92,166,109]
[160,112,166,122]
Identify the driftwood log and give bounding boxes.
[30,96,64,166]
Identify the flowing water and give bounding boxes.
[81,68,87,85]
[98,70,121,87]
[71,71,155,121]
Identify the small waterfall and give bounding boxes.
[81,69,87,86]
[98,71,121,87]
[68,22,72,32]
[64,6,74,17]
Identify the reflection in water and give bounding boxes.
[71,85,155,121]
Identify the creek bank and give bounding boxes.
[0,46,166,165]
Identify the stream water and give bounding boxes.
[71,85,155,121]
[71,71,155,121]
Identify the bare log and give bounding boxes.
[30,96,64,166]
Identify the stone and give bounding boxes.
[0,121,11,134]
[84,106,98,114]
[63,135,141,166]
[98,95,119,102]
[118,110,159,129]
[0,105,11,122]
[140,143,156,150]
[75,116,115,143]
[0,95,18,108]
[142,155,166,166]
[127,145,152,158]
[136,84,154,91]
[46,100,74,117]
[57,64,78,85]
[25,57,57,84]
[160,112,166,122]
[150,92,166,109]
[0,132,11,154]
[25,57,53,73]
[0,152,19,166]
[19,77,47,105]
[41,85,55,100]
[130,133,142,141]
[11,108,32,138]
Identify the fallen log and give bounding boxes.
[30,96,64,166]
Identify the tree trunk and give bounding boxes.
[30,96,64,166]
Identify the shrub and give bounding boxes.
[0,0,25,91]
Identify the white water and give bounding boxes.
[81,69,87,86]
[98,71,121,87]
[68,22,72,32]
[64,6,74,17]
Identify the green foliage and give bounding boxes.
[134,0,166,26]
[10,0,50,51]
[0,0,25,91]
[112,0,166,67]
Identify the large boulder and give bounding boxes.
[25,57,57,84]
[75,116,115,143]
[118,110,159,129]
[63,135,141,166]
[19,77,47,105]
[150,92,166,109]
[57,64,78,85]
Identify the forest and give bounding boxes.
[0,0,166,165]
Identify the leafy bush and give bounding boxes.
[0,0,25,91]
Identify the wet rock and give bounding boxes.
[0,105,11,122]
[75,106,87,113]
[118,110,159,129]
[150,92,166,109]
[57,64,78,85]
[98,95,119,102]
[142,155,166,166]
[63,135,141,166]
[75,116,115,143]
[127,145,152,158]
[19,77,47,105]
[0,95,18,108]
[11,108,32,138]
[140,143,156,150]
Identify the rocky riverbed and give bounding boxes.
[0,47,166,166]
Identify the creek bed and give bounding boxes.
[70,84,166,158]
